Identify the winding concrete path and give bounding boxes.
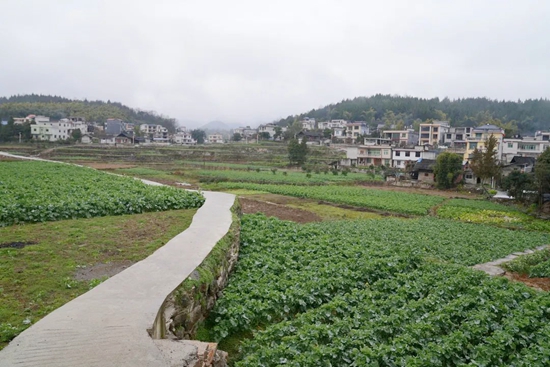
[0,152,236,366]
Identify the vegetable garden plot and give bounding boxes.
[205,215,549,365]
[437,199,550,232]
[0,161,205,226]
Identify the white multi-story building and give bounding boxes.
[140,124,169,142]
[418,121,450,146]
[208,134,224,143]
[301,117,316,130]
[172,132,196,145]
[329,119,347,129]
[501,137,550,163]
[30,117,87,141]
[258,123,279,138]
[391,146,437,169]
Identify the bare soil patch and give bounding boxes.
[81,163,137,170]
[74,260,135,281]
[240,198,322,223]
[504,272,550,291]
[360,182,478,199]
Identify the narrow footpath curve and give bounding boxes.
[0,152,236,366]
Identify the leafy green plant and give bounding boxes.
[0,161,205,226]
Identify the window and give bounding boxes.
[424,173,429,176]
[470,142,477,149]
[446,134,452,139]
[508,143,513,148]
[415,152,421,157]
[405,152,410,157]
[401,133,406,138]
[520,144,536,150]
[384,159,391,166]
[476,133,482,138]
[421,134,429,139]
[466,174,473,179]
[433,127,438,132]
[421,126,430,132]
[456,134,463,140]
[383,150,389,155]
[395,151,401,156]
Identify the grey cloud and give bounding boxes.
[1,0,549,127]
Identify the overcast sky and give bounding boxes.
[1,0,549,127]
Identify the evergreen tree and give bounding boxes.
[469,135,501,189]
[535,148,550,210]
[433,152,463,189]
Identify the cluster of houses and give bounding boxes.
[341,121,550,185]
[10,115,203,145]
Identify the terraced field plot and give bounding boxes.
[202,214,550,366]
[0,160,204,226]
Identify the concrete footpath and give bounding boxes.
[0,153,236,366]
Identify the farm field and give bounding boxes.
[0,160,204,226]
[437,199,550,232]
[211,182,445,215]
[194,168,382,185]
[201,214,550,366]
[0,208,197,350]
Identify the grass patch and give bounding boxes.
[0,208,196,349]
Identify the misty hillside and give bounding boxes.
[199,120,242,132]
[0,94,177,132]
[276,94,550,134]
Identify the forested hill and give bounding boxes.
[0,94,177,132]
[276,95,550,134]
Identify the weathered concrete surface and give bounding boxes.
[0,156,235,366]
[472,245,549,277]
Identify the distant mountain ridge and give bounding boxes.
[199,120,240,132]
[0,94,178,132]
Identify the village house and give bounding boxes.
[296,130,326,145]
[501,137,550,163]
[208,134,224,143]
[410,159,437,183]
[391,146,437,169]
[463,124,505,163]
[380,129,418,146]
[418,121,450,146]
[301,117,316,130]
[442,126,472,149]
[30,116,87,141]
[258,123,278,139]
[172,131,196,145]
[346,122,369,141]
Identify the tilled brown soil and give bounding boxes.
[504,272,550,291]
[240,198,322,223]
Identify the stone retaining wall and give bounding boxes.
[152,199,241,342]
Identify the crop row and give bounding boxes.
[196,169,382,185]
[0,161,205,226]
[437,199,550,232]
[238,263,550,366]
[215,183,443,215]
[206,214,549,362]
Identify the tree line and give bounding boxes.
[275,94,550,135]
[0,94,178,132]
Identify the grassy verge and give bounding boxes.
[0,208,197,349]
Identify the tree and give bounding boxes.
[323,128,332,139]
[191,129,206,144]
[433,152,463,189]
[469,134,501,189]
[288,138,308,166]
[71,129,82,142]
[232,132,242,142]
[501,171,535,203]
[535,148,550,210]
[258,132,271,140]
[273,126,283,140]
